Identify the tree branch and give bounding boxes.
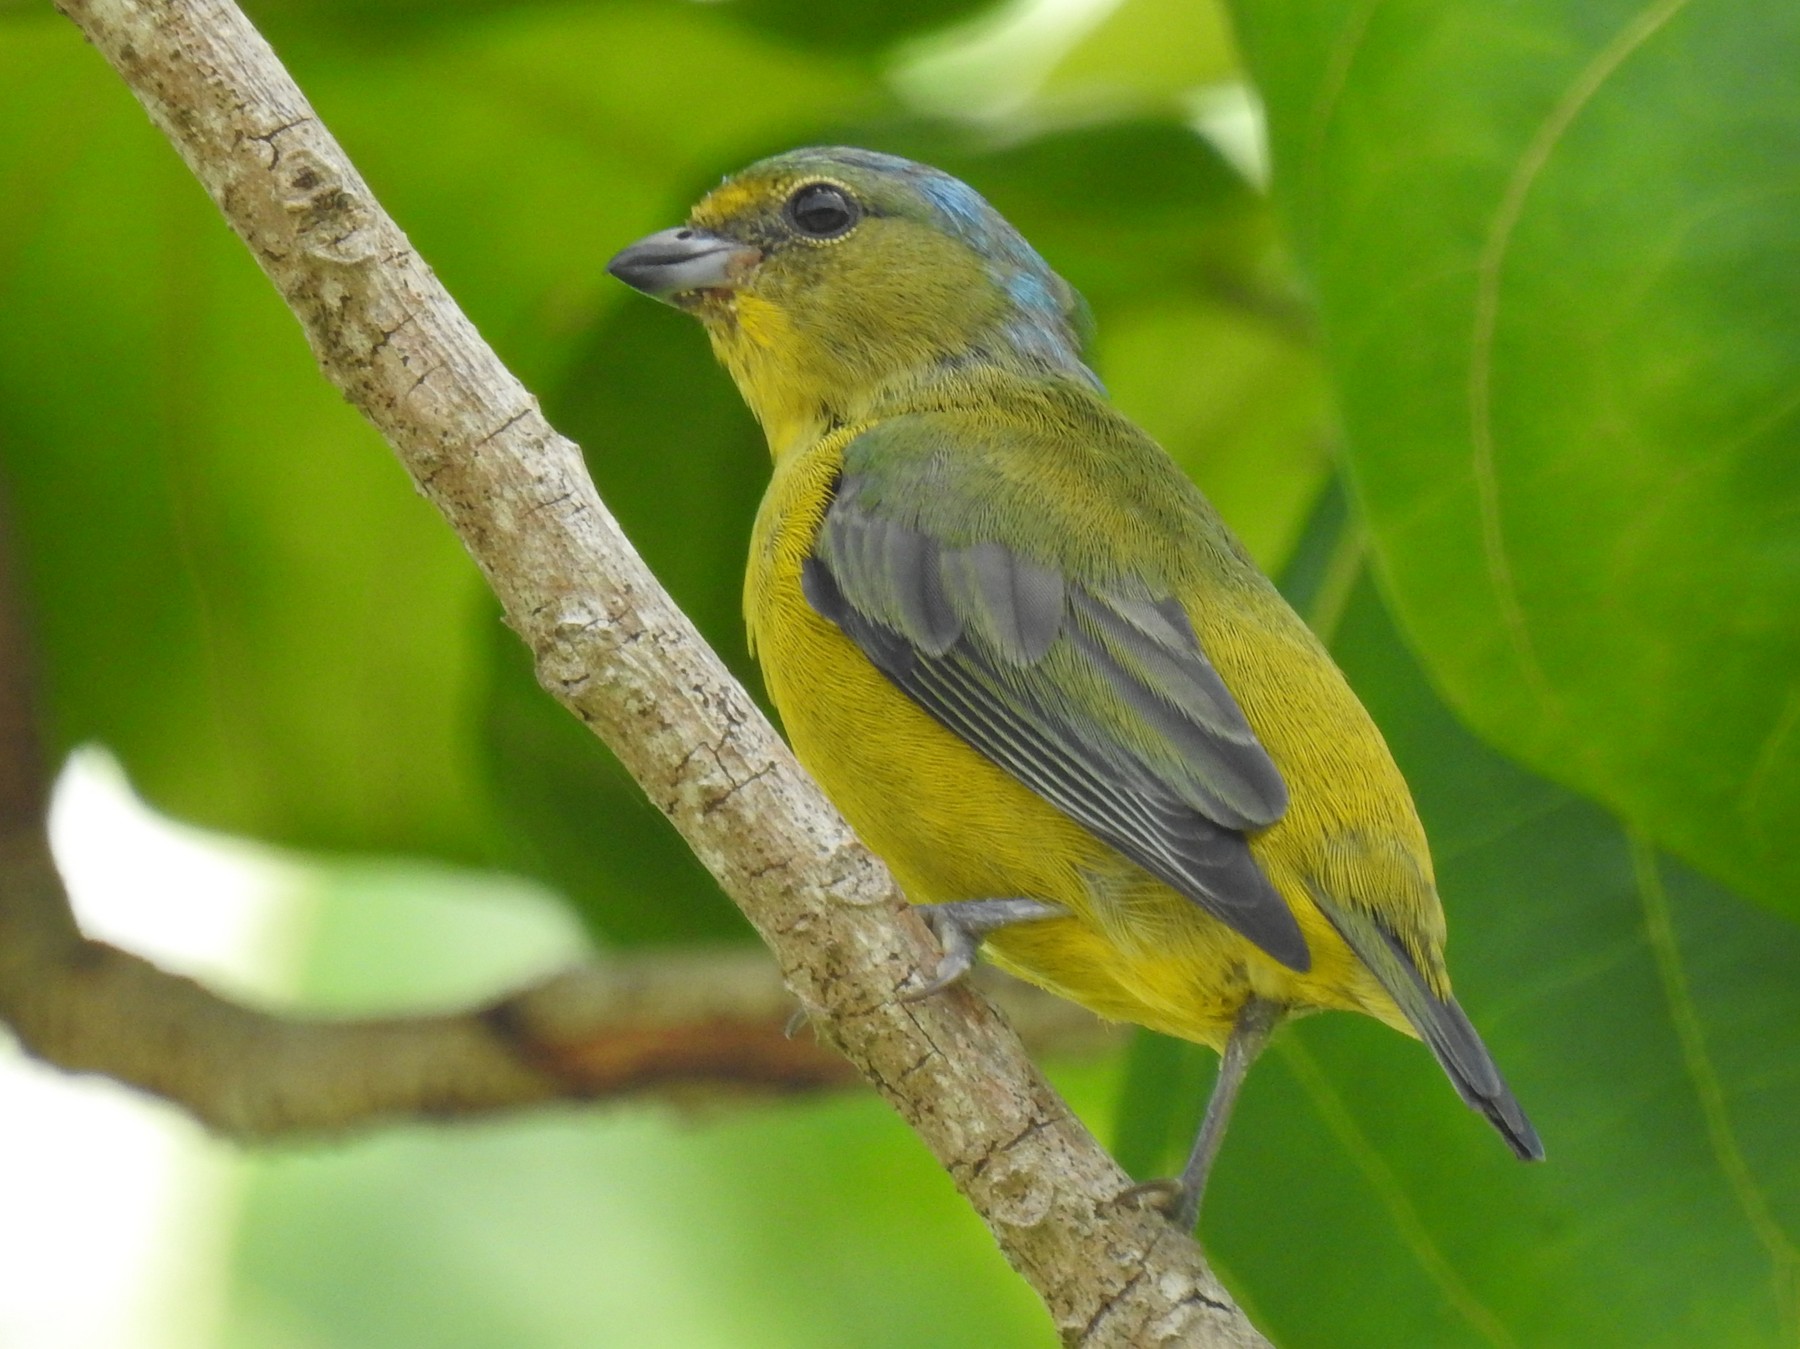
[1,880,1120,1137]
[42,0,1266,1341]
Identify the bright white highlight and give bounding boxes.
[0,750,301,1349]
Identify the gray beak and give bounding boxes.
[606,227,758,301]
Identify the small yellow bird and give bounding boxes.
[609,147,1542,1227]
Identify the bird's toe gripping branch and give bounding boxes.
[903,898,1068,1001]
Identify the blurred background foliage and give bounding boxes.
[0,0,1796,1343]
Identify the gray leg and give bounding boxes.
[1123,996,1283,1230]
[904,898,1067,1001]
[1164,995,1282,1231]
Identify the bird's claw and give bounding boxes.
[902,911,981,1002]
[1115,1177,1197,1231]
[901,898,1066,1002]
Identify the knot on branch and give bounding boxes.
[536,600,612,696]
[979,1142,1056,1229]
[279,148,378,265]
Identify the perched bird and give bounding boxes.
[608,147,1543,1227]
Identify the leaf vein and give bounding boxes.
[1467,0,1693,723]
[1300,0,1385,239]
[1279,1037,1520,1349]
[1632,835,1800,1336]
[1741,682,1800,834]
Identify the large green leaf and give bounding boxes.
[1230,0,1800,919]
[1119,488,1800,1346]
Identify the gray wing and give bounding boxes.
[803,471,1308,972]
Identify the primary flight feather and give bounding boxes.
[608,147,1543,1228]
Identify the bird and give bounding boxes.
[607,146,1543,1229]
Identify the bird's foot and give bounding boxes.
[1115,1177,1199,1232]
[902,898,1067,1001]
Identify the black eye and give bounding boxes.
[785,183,859,240]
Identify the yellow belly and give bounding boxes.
[744,433,1410,1048]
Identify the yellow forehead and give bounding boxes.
[691,177,780,228]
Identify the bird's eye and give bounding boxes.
[785,183,859,240]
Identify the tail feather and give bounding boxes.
[1313,890,1545,1162]
[1420,987,1544,1161]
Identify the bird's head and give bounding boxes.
[608,147,1096,453]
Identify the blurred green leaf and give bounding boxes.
[899,119,1271,305]
[293,4,872,379]
[1098,300,1326,568]
[727,0,1000,57]
[1041,0,1239,109]
[1232,0,1800,920]
[0,19,500,862]
[1112,1028,1213,1183]
[241,0,996,63]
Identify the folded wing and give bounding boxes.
[803,467,1308,971]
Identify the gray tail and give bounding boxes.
[1418,986,1544,1161]
[1313,892,1544,1162]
